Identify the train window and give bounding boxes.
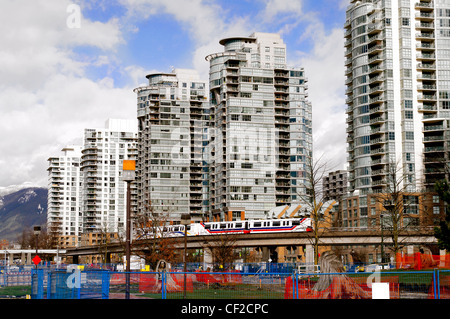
[220,224,226,229]
[187,225,191,231]
[205,224,211,229]
[292,220,300,226]
[254,222,261,227]
[235,223,242,228]
[273,221,280,226]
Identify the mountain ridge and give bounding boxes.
[0,187,48,242]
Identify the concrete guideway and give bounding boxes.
[64,229,437,264]
[0,249,66,265]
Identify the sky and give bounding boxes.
[0,0,349,188]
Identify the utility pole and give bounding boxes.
[181,213,191,299]
[123,160,135,300]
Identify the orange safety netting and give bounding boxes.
[138,273,194,293]
[284,275,400,299]
[194,271,243,284]
[110,273,140,285]
[395,253,450,270]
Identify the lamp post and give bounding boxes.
[122,160,135,300]
[380,213,384,264]
[181,213,191,299]
[33,226,41,269]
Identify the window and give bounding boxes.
[433,195,440,203]
[433,206,441,214]
[405,111,413,119]
[405,131,414,140]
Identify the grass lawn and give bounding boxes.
[0,285,31,297]
[140,283,286,299]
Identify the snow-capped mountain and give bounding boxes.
[0,187,47,242]
[0,182,43,197]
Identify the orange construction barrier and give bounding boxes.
[396,253,448,270]
[285,275,400,299]
[139,272,194,294]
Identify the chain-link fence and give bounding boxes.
[30,268,449,299]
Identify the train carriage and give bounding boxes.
[199,218,312,235]
[139,217,312,238]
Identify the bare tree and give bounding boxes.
[130,200,177,270]
[371,160,426,260]
[202,233,238,270]
[95,221,120,264]
[297,155,337,266]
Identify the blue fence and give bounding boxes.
[30,268,450,299]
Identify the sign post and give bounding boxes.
[122,160,135,300]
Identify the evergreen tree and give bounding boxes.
[434,180,450,251]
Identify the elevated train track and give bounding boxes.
[65,228,437,259]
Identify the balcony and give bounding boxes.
[370,116,386,124]
[415,22,434,30]
[369,94,385,105]
[416,32,435,40]
[418,104,437,112]
[415,12,434,21]
[417,84,437,91]
[417,94,437,101]
[368,53,384,64]
[368,63,384,74]
[370,104,386,115]
[416,42,435,50]
[424,146,444,152]
[416,53,436,61]
[369,74,385,84]
[370,147,385,155]
[370,137,386,145]
[416,63,436,70]
[367,23,383,34]
[415,2,434,10]
[423,134,444,142]
[417,72,436,81]
[423,124,444,131]
[368,44,384,54]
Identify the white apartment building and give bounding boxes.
[345,0,450,197]
[48,119,138,245]
[47,145,83,238]
[206,32,312,221]
[134,69,209,223]
[80,119,138,234]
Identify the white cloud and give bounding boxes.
[292,21,347,170]
[0,0,349,189]
[260,0,304,21]
[0,0,130,187]
[118,0,254,80]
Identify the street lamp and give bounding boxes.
[181,213,191,299]
[380,214,384,264]
[122,160,135,300]
[33,226,41,269]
